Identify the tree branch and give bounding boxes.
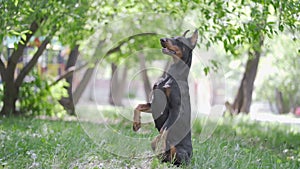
[53,33,158,97]
[72,33,157,70]
[51,39,106,86]
[106,32,158,56]
[50,63,88,86]
[8,20,41,66]
[15,37,51,88]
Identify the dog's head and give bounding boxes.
[160,29,198,60]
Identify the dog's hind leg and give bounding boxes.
[133,103,152,131]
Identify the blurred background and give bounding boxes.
[0,0,300,168]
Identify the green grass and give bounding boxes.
[0,107,300,168]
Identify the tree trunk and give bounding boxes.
[108,63,117,105]
[119,65,128,103]
[139,54,151,102]
[1,67,19,115]
[109,63,125,106]
[230,35,264,114]
[73,65,96,104]
[1,38,50,116]
[59,45,79,115]
[108,63,128,106]
[1,79,18,115]
[70,40,105,105]
[275,88,284,114]
[267,97,276,113]
[0,20,44,116]
[231,49,261,114]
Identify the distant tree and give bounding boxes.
[193,0,300,114]
[256,34,300,114]
[0,0,91,115]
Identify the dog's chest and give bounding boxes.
[153,76,175,91]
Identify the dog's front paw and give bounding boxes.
[133,122,141,131]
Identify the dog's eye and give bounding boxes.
[175,39,182,44]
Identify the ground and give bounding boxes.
[0,106,300,168]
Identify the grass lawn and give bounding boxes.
[0,106,300,168]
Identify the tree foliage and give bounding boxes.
[186,0,300,114]
[19,69,68,117]
[192,0,300,55]
[257,34,300,113]
[1,0,299,115]
[0,0,92,115]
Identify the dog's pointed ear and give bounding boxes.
[182,30,190,37]
[189,29,198,49]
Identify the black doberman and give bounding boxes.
[133,29,198,166]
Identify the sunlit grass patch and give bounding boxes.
[191,116,300,168]
[0,107,300,168]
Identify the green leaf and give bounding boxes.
[21,30,32,35]
[9,30,20,36]
[223,39,228,52]
[14,42,18,50]
[210,59,219,70]
[205,41,211,50]
[204,67,210,76]
[279,25,284,32]
[21,34,26,41]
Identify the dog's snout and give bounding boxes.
[160,38,166,43]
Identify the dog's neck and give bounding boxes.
[167,51,192,81]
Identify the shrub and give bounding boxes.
[18,69,68,117]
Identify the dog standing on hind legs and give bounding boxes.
[133,29,198,166]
